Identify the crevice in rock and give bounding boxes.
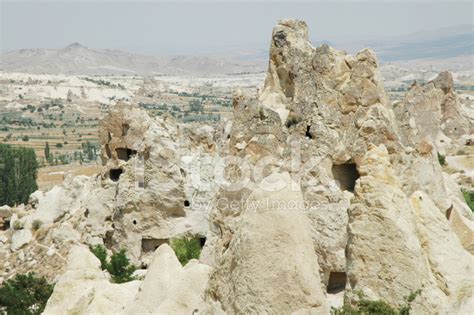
[327,271,347,294]
[445,205,453,220]
[122,123,130,136]
[104,230,114,249]
[332,162,359,192]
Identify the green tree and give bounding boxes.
[171,237,202,266]
[44,142,50,162]
[107,250,136,284]
[0,144,38,206]
[90,245,108,270]
[0,273,54,315]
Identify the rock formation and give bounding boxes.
[0,18,472,314]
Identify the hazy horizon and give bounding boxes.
[1,1,473,55]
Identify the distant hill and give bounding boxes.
[1,25,472,76]
[329,24,474,62]
[0,43,266,76]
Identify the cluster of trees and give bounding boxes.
[0,273,53,315]
[43,141,98,166]
[0,144,38,206]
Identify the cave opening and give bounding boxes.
[305,125,313,139]
[199,237,206,247]
[327,272,347,294]
[110,168,123,181]
[116,148,137,161]
[1,219,10,231]
[184,200,190,207]
[332,163,359,192]
[141,238,169,253]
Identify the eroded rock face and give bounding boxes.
[206,173,328,314]
[1,18,472,314]
[204,18,473,313]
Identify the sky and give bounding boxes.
[1,1,473,55]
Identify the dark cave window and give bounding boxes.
[199,237,206,247]
[327,272,347,294]
[305,125,313,139]
[1,219,10,231]
[332,163,359,192]
[110,168,123,181]
[184,200,190,207]
[133,219,137,225]
[116,148,137,161]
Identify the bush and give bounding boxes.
[462,190,474,212]
[437,152,446,166]
[107,250,136,284]
[13,221,23,230]
[331,290,421,315]
[32,220,42,231]
[0,273,54,315]
[89,246,136,283]
[171,237,202,266]
[90,245,108,270]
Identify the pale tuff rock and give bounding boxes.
[44,244,211,315]
[409,191,474,313]
[394,71,471,150]
[346,145,474,313]
[346,145,444,313]
[43,245,141,315]
[206,172,328,314]
[1,18,473,315]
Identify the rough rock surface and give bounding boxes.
[0,18,473,314]
[207,173,328,314]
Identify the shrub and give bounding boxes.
[171,237,202,266]
[89,246,136,283]
[331,290,421,315]
[0,273,54,315]
[107,250,136,284]
[90,245,108,270]
[12,221,23,230]
[437,152,446,166]
[32,220,42,231]
[462,190,474,212]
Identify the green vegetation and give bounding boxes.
[89,245,136,284]
[44,142,50,162]
[189,99,204,113]
[90,245,108,270]
[0,144,38,206]
[331,290,421,315]
[107,250,137,283]
[437,152,446,166]
[0,273,54,315]
[170,237,202,266]
[31,220,42,231]
[462,190,474,212]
